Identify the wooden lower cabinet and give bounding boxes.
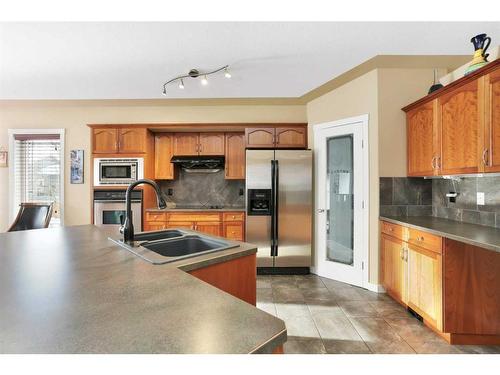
[380,220,500,344]
[195,222,222,237]
[144,211,245,241]
[407,245,443,331]
[188,253,256,305]
[381,234,407,305]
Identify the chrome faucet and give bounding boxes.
[120,178,167,243]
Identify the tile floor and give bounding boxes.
[256,274,500,354]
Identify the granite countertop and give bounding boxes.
[146,207,246,212]
[380,215,500,254]
[0,225,286,353]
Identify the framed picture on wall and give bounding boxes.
[70,149,84,184]
[0,149,7,167]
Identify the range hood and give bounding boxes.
[170,155,225,173]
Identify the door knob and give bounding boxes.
[318,209,325,213]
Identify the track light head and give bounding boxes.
[224,68,231,79]
[162,86,167,96]
[178,79,185,89]
[201,75,208,86]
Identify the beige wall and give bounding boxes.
[0,102,306,231]
[306,70,380,284]
[377,68,446,177]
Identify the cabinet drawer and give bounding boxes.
[167,212,221,222]
[223,212,245,222]
[408,228,442,253]
[224,223,244,241]
[145,212,167,222]
[381,221,405,240]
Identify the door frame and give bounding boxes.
[8,128,66,226]
[312,114,369,289]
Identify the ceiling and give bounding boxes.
[0,22,498,100]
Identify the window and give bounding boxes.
[10,130,64,227]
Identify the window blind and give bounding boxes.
[14,136,61,226]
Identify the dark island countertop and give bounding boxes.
[0,225,286,354]
[380,216,500,254]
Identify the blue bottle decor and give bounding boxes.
[465,33,491,76]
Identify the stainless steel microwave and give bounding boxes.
[93,158,144,186]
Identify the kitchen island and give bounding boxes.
[0,225,286,353]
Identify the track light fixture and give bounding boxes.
[162,65,231,94]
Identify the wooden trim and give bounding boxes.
[448,333,500,345]
[402,58,500,112]
[88,123,307,130]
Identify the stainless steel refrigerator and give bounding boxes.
[246,149,312,273]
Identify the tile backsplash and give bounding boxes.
[432,176,500,228]
[159,169,245,208]
[380,176,500,228]
[379,177,432,217]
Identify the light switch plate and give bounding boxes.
[477,192,485,205]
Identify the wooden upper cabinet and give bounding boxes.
[407,101,437,176]
[155,134,176,180]
[407,245,443,331]
[438,79,481,175]
[225,133,245,179]
[173,133,199,155]
[92,127,147,154]
[275,127,307,149]
[93,128,118,153]
[199,133,225,155]
[245,128,275,148]
[484,69,500,172]
[118,128,147,153]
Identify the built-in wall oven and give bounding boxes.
[93,190,143,233]
[93,158,144,186]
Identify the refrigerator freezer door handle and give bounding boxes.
[274,160,279,256]
[270,159,276,256]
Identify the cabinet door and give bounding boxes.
[165,221,194,230]
[93,128,118,153]
[195,222,222,237]
[224,133,245,179]
[275,127,307,149]
[173,133,199,155]
[484,69,500,172]
[155,134,176,180]
[380,234,407,305]
[199,133,225,155]
[223,222,244,241]
[407,101,437,176]
[118,128,147,153]
[407,245,443,331]
[245,128,275,148]
[438,79,481,175]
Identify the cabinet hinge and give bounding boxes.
[362,200,365,209]
[361,139,364,148]
[361,261,364,270]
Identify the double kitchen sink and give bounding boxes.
[109,229,237,264]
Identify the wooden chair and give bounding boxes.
[7,202,54,232]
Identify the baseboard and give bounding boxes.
[365,282,385,293]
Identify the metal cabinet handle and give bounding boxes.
[400,248,405,260]
[437,156,441,170]
[482,148,489,166]
[431,156,436,170]
[417,236,424,242]
[404,249,408,262]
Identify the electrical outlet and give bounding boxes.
[167,188,174,196]
[477,192,485,205]
[239,188,244,196]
